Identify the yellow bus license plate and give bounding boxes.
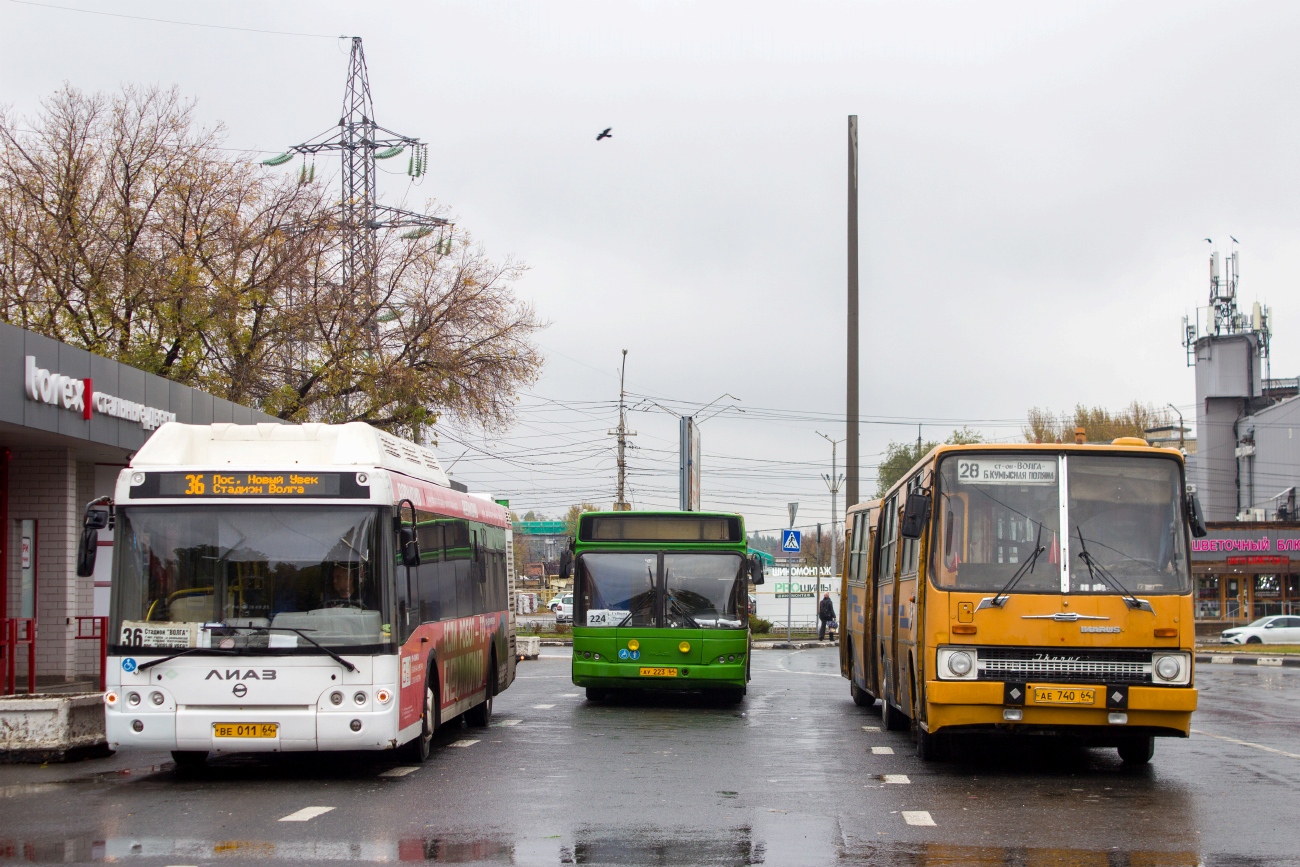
[1032,688,1095,705]
[213,723,278,738]
[639,667,678,677]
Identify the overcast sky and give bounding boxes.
[5,0,1299,534]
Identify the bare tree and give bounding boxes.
[1,84,544,438]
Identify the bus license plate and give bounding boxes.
[1032,688,1095,705]
[639,667,678,678]
[213,723,278,738]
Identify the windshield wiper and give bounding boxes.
[1075,527,1153,613]
[666,592,700,628]
[223,625,359,672]
[982,523,1046,609]
[618,593,656,627]
[137,647,239,671]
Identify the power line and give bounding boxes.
[5,0,342,39]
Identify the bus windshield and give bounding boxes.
[111,505,390,650]
[579,552,746,629]
[1068,455,1189,594]
[932,452,1189,595]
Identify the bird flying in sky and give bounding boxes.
[596,128,612,141]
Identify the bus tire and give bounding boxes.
[403,666,439,762]
[171,750,207,770]
[467,655,496,727]
[915,728,950,761]
[851,681,875,708]
[1117,736,1155,765]
[585,687,608,701]
[882,685,909,731]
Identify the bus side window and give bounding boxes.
[878,496,898,583]
[937,494,967,587]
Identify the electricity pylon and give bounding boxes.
[268,36,450,296]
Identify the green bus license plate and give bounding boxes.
[639,667,678,678]
[1032,688,1095,705]
[213,723,278,738]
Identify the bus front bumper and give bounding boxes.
[106,704,401,752]
[924,680,1197,738]
[572,660,746,690]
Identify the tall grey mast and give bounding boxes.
[845,115,860,508]
[274,37,449,299]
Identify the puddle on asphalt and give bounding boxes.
[845,843,1206,866]
[0,835,515,862]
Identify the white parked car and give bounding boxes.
[1220,615,1300,645]
[550,593,574,623]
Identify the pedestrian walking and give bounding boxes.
[818,592,836,641]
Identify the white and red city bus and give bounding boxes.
[84,422,514,766]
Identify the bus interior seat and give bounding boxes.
[169,594,214,622]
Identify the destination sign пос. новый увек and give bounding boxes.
[134,472,364,498]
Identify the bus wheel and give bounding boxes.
[1117,736,1155,765]
[850,681,875,708]
[404,672,438,762]
[467,657,496,727]
[585,687,608,701]
[882,690,909,732]
[719,689,745,706]
[915,728,950,761]
[170,750,207,770]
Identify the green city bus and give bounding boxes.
[564,511,766,703]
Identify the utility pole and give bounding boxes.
[1168,403,1186,452]
[818,431,845,582]
[786,501,798,643]
[270,37,449,303]
[846,114,860,511]
[609,350,636,510]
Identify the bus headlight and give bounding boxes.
[1152,652,1190,685]
[127,692,141,706]
[150,691,165,706]
[937,647,978,680]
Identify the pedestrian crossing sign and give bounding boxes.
[781,529,801,553]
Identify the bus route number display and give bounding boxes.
[956,458,1056,486]
[157,471,343,498]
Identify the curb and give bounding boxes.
[1196,654,1300,667]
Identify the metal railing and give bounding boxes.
[1,618,37,695]
[75,616,109,692]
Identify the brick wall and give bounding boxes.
[6,449,77,682]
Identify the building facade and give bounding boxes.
[1,322,279,687]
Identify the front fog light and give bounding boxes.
[1109,712,1128,725]
[350,719,362,732]
[718,655,726,663]
[947,651,973,677]
[354,691,367,705]
[131,719,144,732]
[1003,708,1023,721]
[1155,656,1181,681]
[150,691,164,706]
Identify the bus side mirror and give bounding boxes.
[399,527,421,567]
[559,548,573,580]
[900,493,931,540]
[749,555,765,586]
[1187,493,1207,538]
[76,502,111,578]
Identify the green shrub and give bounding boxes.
[750,616,772,634]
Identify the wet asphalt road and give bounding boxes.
[0,647,1297,866]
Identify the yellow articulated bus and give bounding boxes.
[839,439,1208,764]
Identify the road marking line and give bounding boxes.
[881,774,910,784]
[449,739,480,748]
[862,726,881,732]
[871,746,894,755]
[561,693,580,697]
[533,704,555,709]
[902,811,935,826]
[491,719,521,727]
[1192,729,1300,760]
[378,766,420,778]
[279,806,334,822]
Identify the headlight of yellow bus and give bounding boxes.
[1151,652,1191,686]
[936,646,978,680]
